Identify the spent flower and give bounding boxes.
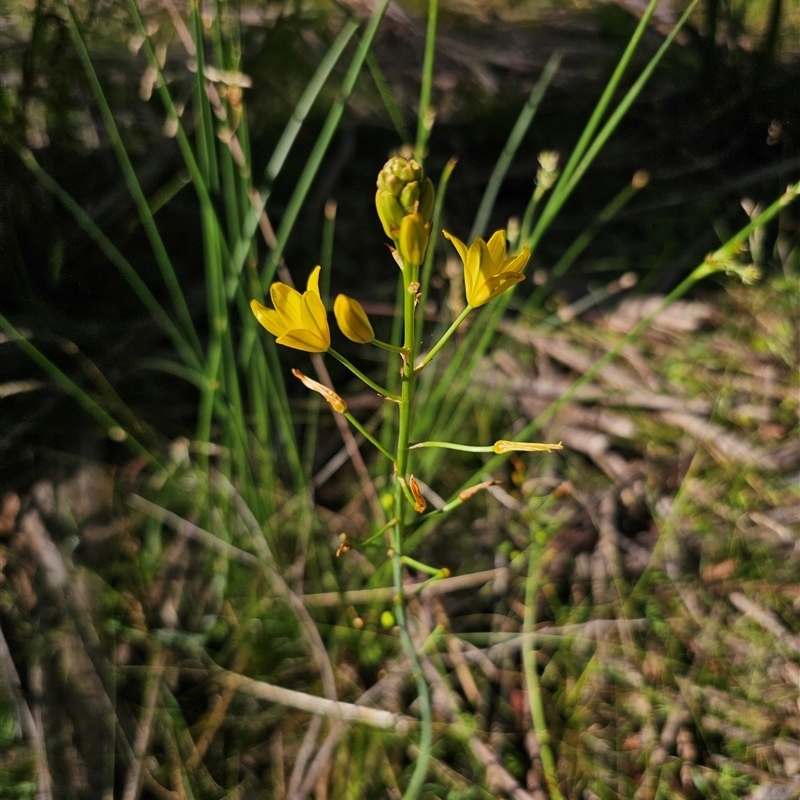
[292,369,347,413]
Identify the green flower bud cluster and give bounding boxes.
[375,156,435,267]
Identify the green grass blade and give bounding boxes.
[526,0,701,254]
[548,0,660,204]
[260,0,392,291]
[416,156,457,335]
[227,18,359,299]
[15,147,202,376]
[190,0,219,191]
[470,51,561,241]
[123,0,233,271]
[559,1,701,204]
[366,50,411,144]
[0,314,154,464]
[414,0,439,163]
[65,8,203,361]
[524,171,647,311]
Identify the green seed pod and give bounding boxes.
[400,181,420,213]
[398,212,428,266]
[417,177,435,223]
[375,190,405,237]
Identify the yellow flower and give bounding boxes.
[334,294,374,344]
[443,229,531,307]
[250,266,330,352]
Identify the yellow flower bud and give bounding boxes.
[400,181,420,212]
[417,177,435,223]
[492,440,563,455]
[398,213,429,267]
[334,294,375,344]
[375,190,405,237]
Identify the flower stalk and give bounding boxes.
[248,155,564,799]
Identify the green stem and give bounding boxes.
[409,441,493,453]
[371,338,407,354]
[523,544,564,800]
[393,261,432,800]
[328,348,401,401]
[400,555,446,578]
[415,305,472,372]
[343,411,396,462]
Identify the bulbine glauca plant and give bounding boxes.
[250,155,563,796]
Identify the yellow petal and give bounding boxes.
[306,265,322,297]
[334,294,374,344]
[270,282,303,328]
[486,229,506,265]
[442,230,468,265]
[300,290,331,349]
[468,272,525,307]
[500,245,531,275]
[464,238,485,306]
[276,329,330,352]
[250,298,290,338]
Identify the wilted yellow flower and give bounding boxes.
[443,229,531,307]
[492,440,563,455]
[250,266,330,352]
[334,294,375,344]
[291,369,347,413]
[408,475,427,513]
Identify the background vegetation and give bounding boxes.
[1,1,798,798]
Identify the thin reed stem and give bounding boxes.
[414,0,439,162]
[523,544,564,800]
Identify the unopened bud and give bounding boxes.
[400,181,420,212]
[398,213,429,267]
[334,294,374,344]
[418,177,435,223]
[376,190,405,237]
